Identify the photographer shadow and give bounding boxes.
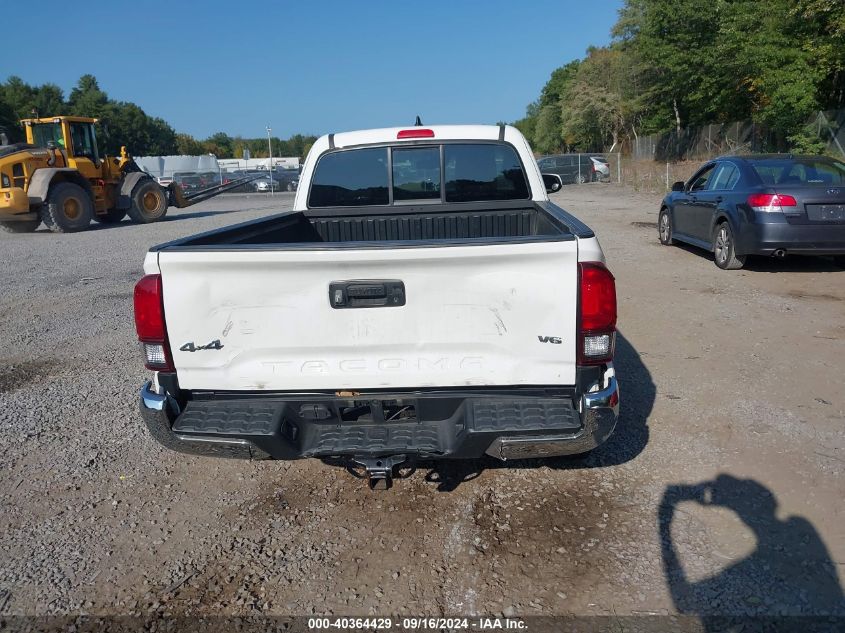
[660,474,844,623]
[421,331,654,491]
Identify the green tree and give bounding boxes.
[175,133,204,155]
[67,74,108,118]
[203,132,234,158]
[532,104,563,154]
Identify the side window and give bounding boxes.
[689,164,716,192]
[70,123,97,161]
[709,164,738,190]
[537,158,551,170]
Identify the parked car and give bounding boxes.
[173,173,202,193]
[589,155,610,182]
[253,177,274,192]
[272,168,300,192]
[537,154,599,184]
[197,172,221,188]
[658,154,845,269]
[135,124,620,489]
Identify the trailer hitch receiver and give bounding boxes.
[352,455,409,490]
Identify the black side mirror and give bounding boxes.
[543,173,563,193]
[671,181,685,192]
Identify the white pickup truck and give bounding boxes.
[135,124,619,487]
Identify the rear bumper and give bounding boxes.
[740,220,845,256]
[139,370,619,462]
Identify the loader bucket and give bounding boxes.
[167,175,260,208]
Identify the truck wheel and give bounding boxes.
[93,208,127,224]
[41,182,93,233]
[0,219,40,233]
[713,221,745,270]
[658,208,674,245]
[127,178,168,223]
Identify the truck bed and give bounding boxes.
[151,201,593,250]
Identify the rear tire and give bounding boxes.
[658,208,675,245]
[0,219,40,233]
[127,178,168,223]
[93,208,127,224]
[713,221,745,270]
[42,182,93,233]
[833,256,845,269]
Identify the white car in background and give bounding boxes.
[590,155,610,182]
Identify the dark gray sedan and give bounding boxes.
[658,155,845,269]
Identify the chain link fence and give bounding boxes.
[631,109,845,161]
[544,153,704,195]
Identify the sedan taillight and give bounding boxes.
[748,193,798,213]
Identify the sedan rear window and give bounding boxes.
[750,158,845,186]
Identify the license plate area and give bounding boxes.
[806,203,845,222]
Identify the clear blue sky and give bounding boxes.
[5,0,623,139]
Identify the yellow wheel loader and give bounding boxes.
[0,116,254,234]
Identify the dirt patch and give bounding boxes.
[785,290,842,302]
[0,358,61,394]
[630,221,658,229]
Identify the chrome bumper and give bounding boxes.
[140,369,619,462]
[484,372,619,460]
[139,381,270,459]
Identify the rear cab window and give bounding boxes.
[308,142,529,208]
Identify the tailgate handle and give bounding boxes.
[329,280,405,309]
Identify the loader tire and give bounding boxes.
[93,208,127,224]
[0,219,40,233]
[127,178,168,223]
[42,182,93,233]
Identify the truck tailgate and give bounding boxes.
[156,241,578,391]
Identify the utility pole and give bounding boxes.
[267,125,274,196]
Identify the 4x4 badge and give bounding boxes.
[180,339,224,352]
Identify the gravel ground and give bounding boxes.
[1,187,843,626]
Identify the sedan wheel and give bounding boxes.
[658,208,674,245]
[714,222,746,270]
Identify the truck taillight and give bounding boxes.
[134,274,174,371]
[578,262,617,365]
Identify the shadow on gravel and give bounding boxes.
[660,474,845,626]
[163,209,260,221]
[420,332,654,492]
[76,209,254,231]
[669,242,844,273]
